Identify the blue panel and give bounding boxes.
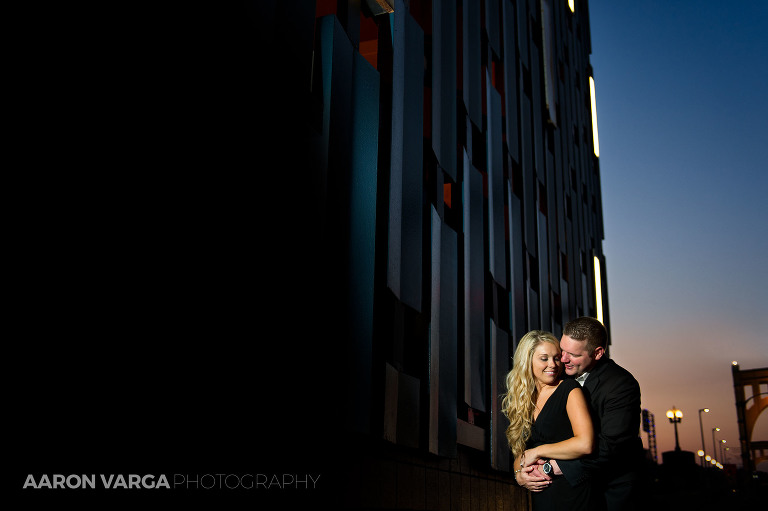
[429,208,442,455]
[490,319,510,471]
[517,0,529,68]
[541,0,557,126]
[485,0,501,58]
[537,210,551,331]
[316,15,335,214]
[507,185,526,344]
[462,0,482,129]
[554,132,566,249]
[528,287,540,329]
[530,43,544,182]
[429,207,458,457]
[318,15,356,275]
[318,15,381,433]
[387,0,424,312]
[502,0,520,164]
[317,15,354,229]
[560,279,570,326]
[383,362,421,449]
[431,0,458,181]
[547,151,560,296]
[486,71,507,288]
[344,51,380,434]
[397,369,421,449]
[521,95,537,255]
[566,215,580,317]
[463,151,486,411]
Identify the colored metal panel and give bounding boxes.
[521,94,537,255]
[502,0,520,164]
[429,207,458,457]
[463,150,486,411]
[516,0,529,69]
[396,369,421,449]
[343,51,380,434]
[317,15,354,231]
[387,1,424,312]
[560,278,570,328]
[383,362,399,443]
[490,319,510,471]
[537,209,551,331]
[383,362,421,449]
[528,287,540,329]
[530,43,544,182]
[485,0,501,58]
[547,151,560,297]
[432,0,458,181]
[462,0,482,129]
[507,185,527,344]
[486,70,507,288]
[540,0,557,126]
[554,128,567,249]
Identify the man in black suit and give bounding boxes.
[517,316,644,511]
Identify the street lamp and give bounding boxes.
[666,406,683,451]
[720,439,726,463]
[698,408,709,467]
[711,427,720,466]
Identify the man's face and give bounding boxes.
[560,334,603,377]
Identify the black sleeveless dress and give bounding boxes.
[528,378,595,511]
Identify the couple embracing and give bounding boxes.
[502,317,644,511]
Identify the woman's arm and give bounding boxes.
[522,387,594,466]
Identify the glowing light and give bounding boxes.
[703,408,709,413]
[706,455,711,461]
[568,0,575,13]
[697,450,704,457]
[732,361,738,366]
[594,256,603,323]
[666,407,683,420]
[589,76,600,157]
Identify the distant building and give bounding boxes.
[252,0,609,508]
[643,409,659,463]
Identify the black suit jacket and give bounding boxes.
[559,358,643,489]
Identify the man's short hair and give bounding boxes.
[563,316,607,354]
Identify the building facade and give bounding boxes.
[252,0,610,508]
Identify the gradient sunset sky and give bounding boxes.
[586,0,768,468]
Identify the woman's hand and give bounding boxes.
[515,465,552,492]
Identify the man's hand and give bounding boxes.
[515,464,552,492]
[521,447,541,467]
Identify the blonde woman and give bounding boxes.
[502,330,596,510]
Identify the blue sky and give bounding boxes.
[587,0,768,466]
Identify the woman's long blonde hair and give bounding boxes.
[501,330,561,458]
